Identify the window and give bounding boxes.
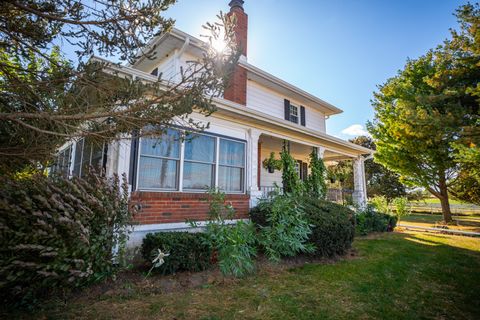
[136,130,246,193]
[183,133,216,190]
[51,146,72,176]
[138,129,180,190]
[72,138,106,177]
[218,139,245,192]
[289,104,299,124]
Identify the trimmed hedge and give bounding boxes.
[300,198,356,257]
[141,232,213,274]
[355,205,398,235]
[250,197,355,258]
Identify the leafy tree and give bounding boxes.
[443,4,480,205]
[351,136,407,199]
[368,3,480,222]
[0,0,239,174]
[305,148,327,199]
[327,136,406,200]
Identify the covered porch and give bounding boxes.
[247,132,370,207]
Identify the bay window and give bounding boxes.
[137,129,246,193]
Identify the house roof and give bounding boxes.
[131,28,343,116]
[90,57,371,157]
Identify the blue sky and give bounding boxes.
[162,0,467,139]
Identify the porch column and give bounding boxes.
[247,129,262,207]
[353,156,367,208]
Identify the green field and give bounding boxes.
[401,213,480,233]
[15,231,480,320]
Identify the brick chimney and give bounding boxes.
[224,0,248,105]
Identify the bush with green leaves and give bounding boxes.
[191,189,257,277]
[253,195,314,262]
[0,171,132,308]
[141,232,212,275]
[369,195,392,215]
[392,197,411,222]
[300,198,356,257]
[355,205,397,235]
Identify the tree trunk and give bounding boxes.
[438,173,452,223]
[439,195,452,223]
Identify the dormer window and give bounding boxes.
[289,104,299,124]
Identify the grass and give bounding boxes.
[401,213,480,233]
[18,231,480,320]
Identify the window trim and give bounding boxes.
[136,129,247,194]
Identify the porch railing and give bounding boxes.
[259,186,353,203]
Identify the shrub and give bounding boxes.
[392,197,411,222]
[191,189,257,277]
[254,195,314,262]
[300,198,356,257]
[141,232,212,275]
[0,172,132,308]
[369,195,391,215]
[355,205,398,235]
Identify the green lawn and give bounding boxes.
[21,231,480,320]
[401,213,480,233]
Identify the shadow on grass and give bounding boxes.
[3,231,480,320]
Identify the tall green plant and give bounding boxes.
[369,196,391,215]
[256,196,314,262]
[280,141,304,195]
[191,189,257,277]
[392,197,411,222]
[305,148,327,199]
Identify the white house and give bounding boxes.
[53,0,372,246]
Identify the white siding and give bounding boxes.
[149,53,176,82]
[246,80,326,133]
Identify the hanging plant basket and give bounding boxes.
[262,152,282,173]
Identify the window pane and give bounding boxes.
[90,143,104,172]
[81,142,92,176]
[141,129,180,159]
[138,157,178,190]
[62,147,71,175]
[184,134,215,163]
[183,162,214,190]
[73,139,83,176]
[219,166,243,192]
[219,139,245,167]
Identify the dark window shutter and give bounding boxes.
[284,99,290,121]
[302,162,308,181]
[300,106,306,126]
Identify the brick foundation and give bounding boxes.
[131,192,250,224]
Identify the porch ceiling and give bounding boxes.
[259,134,359,161]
